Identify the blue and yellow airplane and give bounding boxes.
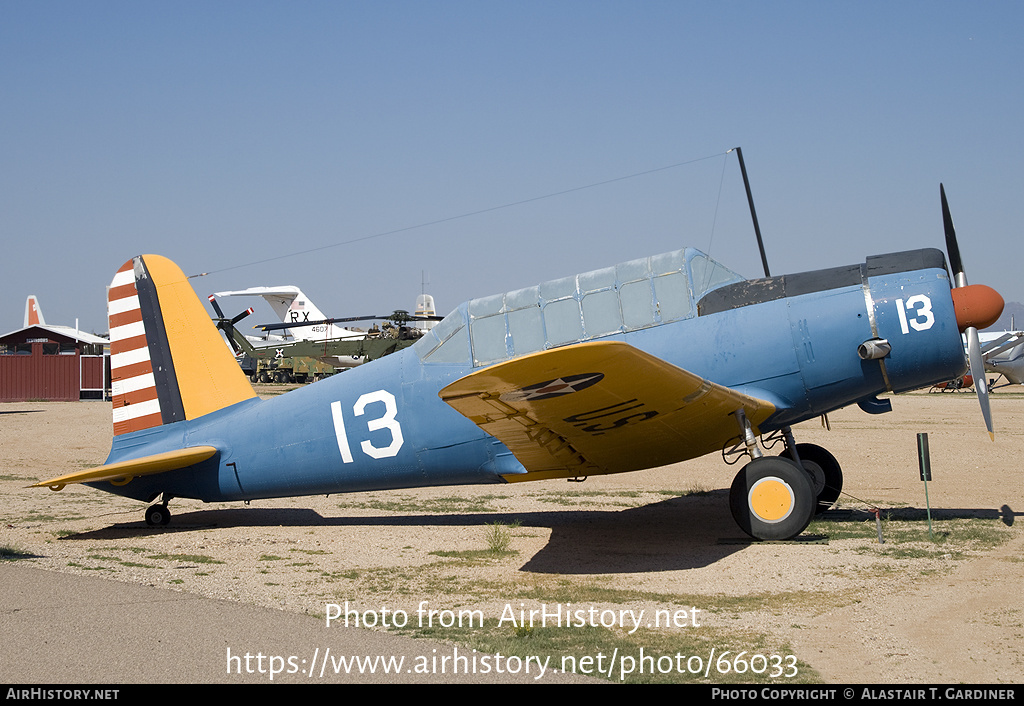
[32,187,1003,541]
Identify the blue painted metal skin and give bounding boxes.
[95,245,967,509]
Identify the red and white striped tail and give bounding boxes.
[106,255,257,438]
[107,259,163,435]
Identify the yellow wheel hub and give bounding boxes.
[748,477,795,523]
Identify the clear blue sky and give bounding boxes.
[3,1,1022,335]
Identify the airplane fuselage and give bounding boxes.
[98,247,966,505]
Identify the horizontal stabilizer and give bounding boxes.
[440,341,776,481]
[30,446,218,491]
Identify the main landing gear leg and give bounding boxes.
[728,412,815,541]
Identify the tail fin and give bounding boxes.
[214,286,327,323]
[414,293,437,330]
[212,286,340,340]
[107,255,256,436]
[24,295,44,326]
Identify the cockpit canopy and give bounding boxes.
[414,247,743,367]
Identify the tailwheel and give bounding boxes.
[730,456,815,541]
[779,443,843,514]
[145,503,171,527]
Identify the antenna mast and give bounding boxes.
[732,147,771,278]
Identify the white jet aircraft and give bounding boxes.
[213,286,365,343]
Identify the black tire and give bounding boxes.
[779,443,843,514]
[730,456,815,540]
[145,504,171,527]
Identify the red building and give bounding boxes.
[0,325,108,402]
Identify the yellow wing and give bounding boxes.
[30,446,218,491]
[439,341,775,482]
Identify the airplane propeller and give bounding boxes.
[208,295,254,355]
[941,184,1004,440]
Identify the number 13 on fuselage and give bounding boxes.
[895,295,935,334]
[331,390,405,463]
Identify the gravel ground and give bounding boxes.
[2,386,1022,683]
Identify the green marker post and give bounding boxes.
[917,432,934,540]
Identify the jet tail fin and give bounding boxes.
[108,255,257,436]
[24,295,44,326]
[213,286,328,325]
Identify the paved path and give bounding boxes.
[1,564,593,684]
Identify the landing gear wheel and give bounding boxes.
[145,504,171,527]
[779,443,843,514]
[730,457,815,541]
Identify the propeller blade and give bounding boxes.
[207,295,226,319]
[208,296,254,356]
[980,332,1015,354]
[981,333,1019,357]
[983,333,1024,359]
[941,184,967,287]
[966,326,995,440]
[942,184,1001,440]
[231,307,254,326]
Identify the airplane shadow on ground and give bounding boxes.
[65,492,756,573]
[63,495,1019,574]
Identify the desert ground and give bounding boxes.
[2,385,1022,684]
